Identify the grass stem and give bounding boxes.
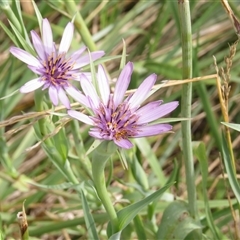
[178,0,198,220]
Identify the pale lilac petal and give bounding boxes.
[42,19,53,55]
[128,73,157,109]
[89,130,104,140]
[134,124,172,138]
[136,100,163,116]
[81,76,100,109]
[137,101,179,124]
[73,72,91,81]
[98,65,110,105]
[65,85,90,107]
[81,72,92,81]
[70,46,87,61]
[113,62,133,106]
[59,22,74,54]
[52,43,57,58]
[114,138,133,149]
[31,31,46,60]
[49,86,58,106]
[27,65,43,74]
[68,110,94,125]
[42,82,50,90]
[73,51,105,69]
[20,78,44,93]
[58,87,70,109]
[10,47,41,67]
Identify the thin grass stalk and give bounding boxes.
[214,57,240,239]
[213,57,235,171]
[178,0,198,219]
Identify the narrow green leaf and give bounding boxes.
[133,215,147,240]
[14,0,31,45]
[165,158,178,185]
[117,148,128,170]
[8,20,34,54]
[152,117,188,124]
[0,20,17,46]
[53,123,68,160]
[221,133,240,203]
[80,189,99,240]
[117,183,172,230]
[86,139,102,156]
[157,201,202,240]
[0,89,19,100]
[130,153,149,191]
[195,142,221,239]
[28,181,76,190]
[31,0,43,33]
[221,122,240,132]
[120,39,126,69]
[109,231,122,240]
[144,61,182,79]
[134,138,166,185]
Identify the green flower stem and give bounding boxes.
[64,1,97,51]
[92,142,119,234]
[178,0,198,219]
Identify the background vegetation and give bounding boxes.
[0,0,240,239]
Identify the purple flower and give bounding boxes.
[68,62,179,149]
[10,18,105,109]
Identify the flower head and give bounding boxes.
[10,18,104,109]
[68,62,179,149]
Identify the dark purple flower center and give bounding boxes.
[93,98,139,141]
[42,53,74,86]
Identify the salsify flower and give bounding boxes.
[68,62,179,149]
[10,18,104,109]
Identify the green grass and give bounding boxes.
[0,1,240,239]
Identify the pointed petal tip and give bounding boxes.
[134,124,173,138]
[9,46,16,53]
[42,18,49,24]
[97,50,105,56]
[113,61,134,106]
[128,73,157,109]
[126,61,134,67]
[20,78,44,93]
[67,109,94,125]
[151,73,157,79]
[171,101,179,108]
[58,21,74,54]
